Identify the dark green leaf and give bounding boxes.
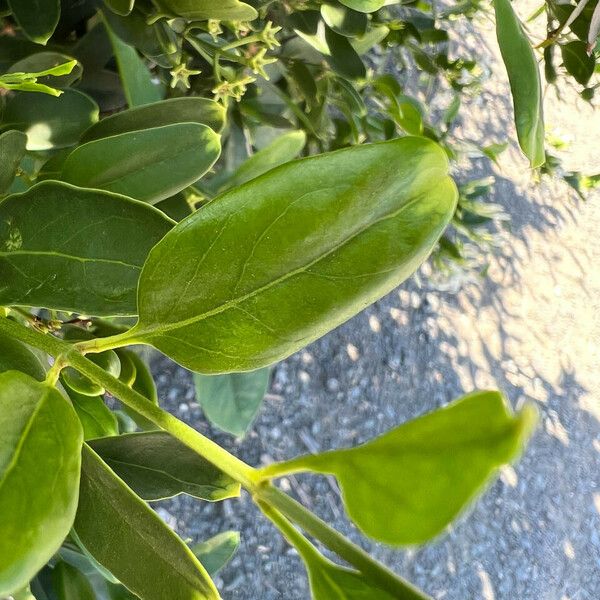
[81,97,226,143]
[0,372,82,595]
[74,444,219,600]
[7,0,60,44]
[560,40,595,85]
[105,0,135,16]
[0,330,46,380]
[51,562,95,600]
[89,431,240,501]
[259,391,536,545]
[321,4,368,37]
[0,130,27,194]
[8,52,82,88]
[131,137,456,373]
[61,123,221,204]
[0,89,99,150]
[192,532,240,576]
[0,181,173,316]
[194,368,270,437]
[494,0,545,167]
[66,387,119,440]
[154,0,257,21]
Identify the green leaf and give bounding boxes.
[0,181,174,316]
[192,532,240,576]
[74,444,220,600]
[0,130,27,194]
[0,88,99,150]
[131,137,457,373]
[259,391,537,545]
[349,24,390,55]
[321,4,368,38]
[60,123,221,204]
[52,561,95,600]
[7,0,60,44]
[120,351,160,430]
[0,330,46,380]
[155,0,258,21]
[63,350,121,397]
[66,387,119,440]
[8,53,82,88]
[194,368,270,437]
[89,431,240,501]
[494,0,545,167]
[338,0,385,13]
[105,0,136,16]
[220,131,306,192]
[102,11,162,107]
[560,40,595,85]
[0,371,83,596]
[81,97,226,143]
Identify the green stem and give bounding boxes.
[255,484,430,600]
[75,330,139,354]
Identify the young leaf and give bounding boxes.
[192,532,240,576]
[0,181,174,316]
[52,561,95,600]
[0,372,83,596]
[66,387,119,441]
[494,0,545,167]
[89,431,240,501]
[7,0,60,45]
[560,40,595,85]
[8,52,82,89]
[194,368,270,437]
[60,123,221,204]
[0,130,27,194]
[154,0,258,21]
[0,330,46,380]
[0,89,99,150]
[131,137,457,373]
[258,391,537,545]
[74,444,220,600]
[102,11,162,107]
[81,97,226,143]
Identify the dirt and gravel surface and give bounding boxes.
[150,7,600,600]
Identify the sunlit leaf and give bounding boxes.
[192,532,240,576]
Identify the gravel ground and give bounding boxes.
[149,7,600,600]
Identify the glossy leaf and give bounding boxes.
[8,52,82,88]
[0,372,82,595]
[63,350,121,397]
[0,89,99,150]
[155,0,258,21]
[61,123,220,204]
[560,40,595,85]
[0,130,27,194]
[220,131,306,192]
[259,391,536,545]
[81,97,226,143]
[0,181,173,316]
[132,137,456,373]
[194,368,270,437]
[7,0,60,44]
[102,11,162,107]
[338,0,385,13]
[52,562,95,600]
[74,444,220,600]
[0,330,46,380]
[321,4,368,37]
[89,431,240,501]
[66,387,119,440]
[105,0,135,16]
[494,0,544,167]
[192,532,240,576]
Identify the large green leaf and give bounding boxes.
[130,137,456,373]
[192,532,240,576]
[0,330,46,380]
[0,372,82,595]
[74,444,220,600]
[7,0,60,44]
[560,40,595,85]
[155,0,257,21]
[0,89,99,150]
[52,561,95,600]
[194,368,270,437]
[321,3,368,37]
[258,391,536,545]
[494,0,544,167]
[105,0,135,16]
[60,123,221,204]
[89,431,240,501]
[0,130,27,194]
[102,11,162,107]
[81,97,226,143]
[0,181,173,316]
